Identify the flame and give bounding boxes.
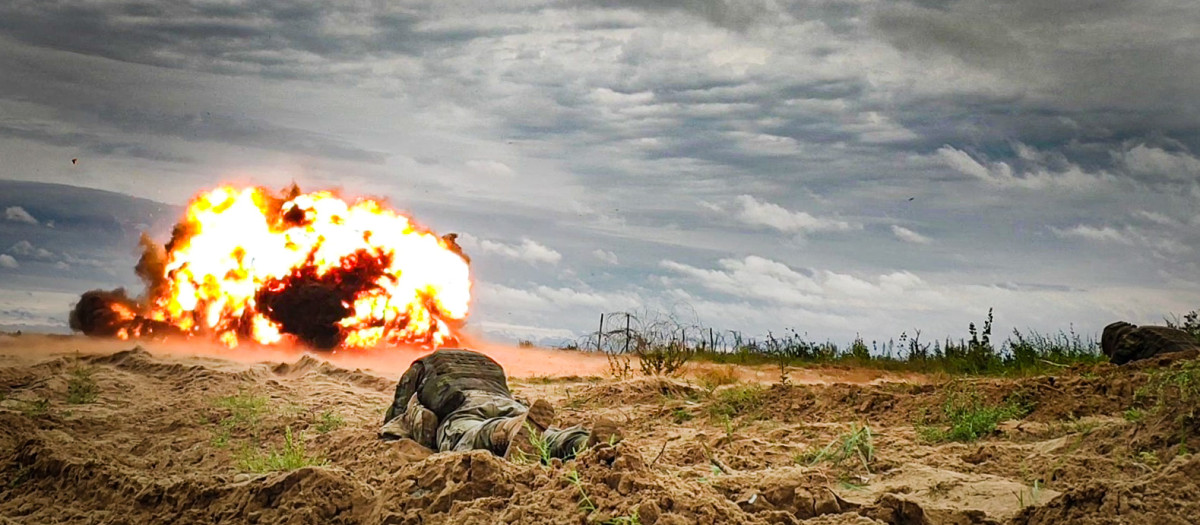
[133,185,471,349]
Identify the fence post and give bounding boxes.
[597,313,604,352]
[624,313,631,354]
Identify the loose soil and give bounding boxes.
[2,334,1198,524]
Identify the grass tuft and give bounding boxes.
[20,398,50,417]
[671,407,694,424]
[706,384,766,420]
[565,469,596,514]
[66,366,99,405]
[236,426,325,473]
[796,423,875,473]
[918,388,1031,442]
[315,410,344,433]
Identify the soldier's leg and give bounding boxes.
[380,394,439,449]
[543,425,589,459]
[542,417,623,459]
[439,394,530,454]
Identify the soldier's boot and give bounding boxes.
[380,394,439,449]
[499,399,556,461]
[586,417,623,448]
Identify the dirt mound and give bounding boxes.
[573,376,701,405]
[271,354,394,392]
[7,340,1200,524]
[372,444,755,524]
[1013,453,1200,525]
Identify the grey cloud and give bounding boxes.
[92,106,388,163]
[0,123,192,163]
[4,206,38,225]
[2,1,1200,345]
[583,0,784,31]
[0,1,515,80]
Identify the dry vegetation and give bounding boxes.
[2,315,1200,524]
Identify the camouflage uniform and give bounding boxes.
[1102,321,1200,365]
[382,349,591,458]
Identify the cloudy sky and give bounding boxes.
[1,0,1199,347]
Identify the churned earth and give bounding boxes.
[2,333,1198,524]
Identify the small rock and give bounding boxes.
[636,500,661,524]
[813,488,841,515]
[737,491,775,513]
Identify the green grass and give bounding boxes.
[1132,359,1200,447]
[919,389,1031,443]
[19,398,50,417]
[1124,408,1145,423]
[671,407,694,424]
[565,469,596,514]
[1136,359,1200,412]
[796,423,875,473]
[6,465,31,489]
[210,391,270,447]
[706,384,766,420]
[582,307,1106,378]
[213,391,269,429]
[236,427,325,473]
[314,410,344,433]
[603,511,642,525]
[66,366,99,404]
[510,422,554,465]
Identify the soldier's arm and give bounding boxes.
[384,360,425,424]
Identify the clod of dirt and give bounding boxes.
[1013,453,1200,525]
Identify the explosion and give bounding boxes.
[70,185,471,350]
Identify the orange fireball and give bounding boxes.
[136,185,471,349]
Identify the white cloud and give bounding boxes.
[4,206,37,225]
[732,195,855,235]
[593,249,619,265]
[660,256,823,306]
[1052,225,1132,244]
[935,145,1112,190]
[1052,224,1193,258]
[1121,145,1200,181]
[891,225,932,244]
[465,159,515,177]
[61,252,106,268]
[477,282,640,312]
[476,321,577,343]
[458,233,561,265]
[0,255,18,269]
[1133,210,1178,227]
[9,240,55,259]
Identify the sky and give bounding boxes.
[1,0,1199,348]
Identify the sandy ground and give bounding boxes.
[2,334,1199,524]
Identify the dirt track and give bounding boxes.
[2,334,1199,524]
